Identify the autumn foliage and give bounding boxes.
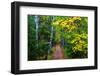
[28,15,88,60]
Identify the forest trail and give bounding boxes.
[53,44,65,59]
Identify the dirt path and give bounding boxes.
[53,44,64,59]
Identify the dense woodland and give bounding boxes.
[28,15,88,61]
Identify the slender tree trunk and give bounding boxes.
[34,15,39,47]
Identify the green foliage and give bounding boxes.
[28,15,38,60]
[52,16,88,58]
[28,15,51,60]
